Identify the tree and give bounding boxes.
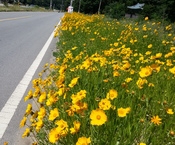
[139,0,175,22]
[104,1,125,19]
[2,0,175,22]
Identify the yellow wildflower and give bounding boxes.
[19,116,27,128]
[38,107,46,120]
[22,128,30,138]
[148,83,154,87]
[55,119,68,130]
[130,69,135,74]
[148,44,152,48]
[55,119,69,137]
[24,90,33,101]
[3,142,8,145]
[167,109,174,115]
[165,52,173,58]
[68,77,79,88]
[49,108,59,121]
[139,66,152,78]
[30,111,38,123]
[103,79,109,83]
[170,46,175,51]
[139,143,146,145]
[166,25,172,30]
[76,137,91,145]
[58,87,65,96]
[90,109,107,126]
[168,33,172,37]
[113,71,120,77]
[114,42,119,47]
[81,59,92,69]
[72,46,77,50]
[46,92,58,106]
[143,35,148,38]
[145,51,152,55]
[145,17,148,20]
[70,121,81,134]
[150,64,160,72]
[169,66,175,75]
[56,74,65,88]
[166,59,173,66]
[106,89,118,100]
[125,77,132,83]
[33,86,40,97]
[122,62,131,70]
[38,92,46,103]
[169,130,175,136]
[35,120,43,132]
[155,53,162,58]
[49,128,60,143]
[71,90,87,104]
[99,98,111,110]
[136,78,148,89]
[25,104,32,115]
[151,115,162,125]
[142,26,147,31]
[117,107,131,117]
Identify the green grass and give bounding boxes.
[0,5,51,12]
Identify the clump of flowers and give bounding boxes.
[20,13,175,145]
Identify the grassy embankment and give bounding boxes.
[0,4,50,12]
[20,12,175,145]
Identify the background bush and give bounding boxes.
[104,2,125,19]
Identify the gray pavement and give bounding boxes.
[0,12,64,145]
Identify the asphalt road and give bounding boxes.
[0,12,64,144]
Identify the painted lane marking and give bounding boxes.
[0,16,31,22]
[0,19,61,139]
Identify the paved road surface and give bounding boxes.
[0,12,64,144]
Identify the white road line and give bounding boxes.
[0,20,61,139]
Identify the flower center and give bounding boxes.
[96,115,101,120]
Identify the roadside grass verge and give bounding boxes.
[20,12,175,145]
[0,5,50,12]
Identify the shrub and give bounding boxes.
[104,2,125,19]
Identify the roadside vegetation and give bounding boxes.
[20,12,175,145]
[0,4,50,12]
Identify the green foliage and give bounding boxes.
[0,4,49,11]
[140,0,175,22]
[104,2,125,19]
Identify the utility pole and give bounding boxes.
[61,0,63,12]
[78,0,81,13]
[50,0,52,9]
[70,0,73,6]
[98,0,102,14]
